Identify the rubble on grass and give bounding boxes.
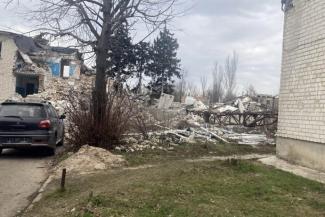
[54,145,125,176]
[113,93,277,153]
[5,77,276,156]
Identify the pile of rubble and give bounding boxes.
[29,75,94,113]
[113,94,278,152]
[41,75,94,101]
[117,136,177,152]
[185,95,275,114]
[54,145,125,176]
[220,126,275,146]
[5,76,276,153]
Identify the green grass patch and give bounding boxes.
[24,159,325,217]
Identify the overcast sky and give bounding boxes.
[0,0,284,95]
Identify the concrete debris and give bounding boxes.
[224,133,271,146]
[3,71,276,153]
[24,74,94,114]
[199,127,229,143]
[215,105,238,113]
[185,96,196,105]
[118,135,178,152]
[184,96,208,111]
[124,94,278,150]
[219,126,275,146]
[54,145,125,176]
[206,95,277,114]
[0,31,93,102]
[157,93,174,110]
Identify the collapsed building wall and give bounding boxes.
[0,31,84,101]
[278,0,325,171]
[0,35,17,101]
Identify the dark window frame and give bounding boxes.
[0,104,47,118]
[47,105,58,118]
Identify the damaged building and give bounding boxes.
[0,31,84,101]
[278,0,325,171]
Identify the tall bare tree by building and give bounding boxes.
[224,51,238,102]
[7,0,182,146]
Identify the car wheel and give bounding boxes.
[46,148,56,156]
[57,136,64,147]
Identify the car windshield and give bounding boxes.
[0,104,46,118]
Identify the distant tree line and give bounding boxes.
[174,51,258,104]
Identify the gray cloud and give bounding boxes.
[174,0,284,94]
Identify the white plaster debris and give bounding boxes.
[223,133,270,146]
[54,145,125,176]
[157,93,174,110]
[5,77,275,154]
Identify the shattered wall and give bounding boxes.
[0,35,17,101]
[0,32,83,100]
[46,56,81,79]
[278,0,325,171]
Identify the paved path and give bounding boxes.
[0,149,50,217]
[186,154,273,163]
[260,156,325,184]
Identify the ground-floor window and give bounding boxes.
[15,74,39,97]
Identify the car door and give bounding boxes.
[47,105,61,143]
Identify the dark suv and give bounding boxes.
[0,101,65,155]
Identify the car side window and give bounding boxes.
[48,105,58,119]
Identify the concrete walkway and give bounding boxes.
[0,149,50,217]
[259,156,325,184]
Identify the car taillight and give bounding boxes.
[38,120,51,129]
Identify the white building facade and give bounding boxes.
[278,0,325,171]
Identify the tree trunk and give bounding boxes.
[93,53,108,120]
[92,8,112,145]
[138,71,142,94]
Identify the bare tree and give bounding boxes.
[245,84,257,97]
[187,82,199,97]
[7,0,182,146]
[200,75,207,97]
[224,51,238,102]
[210,62,224,103]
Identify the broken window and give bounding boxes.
[61,59,71,78]
[0,42,2,58]
[282,0,294,12]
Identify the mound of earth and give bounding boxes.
[54,145,125,176]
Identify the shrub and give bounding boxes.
[65,90,140,150]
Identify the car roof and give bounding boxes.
[1,100,51,106]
